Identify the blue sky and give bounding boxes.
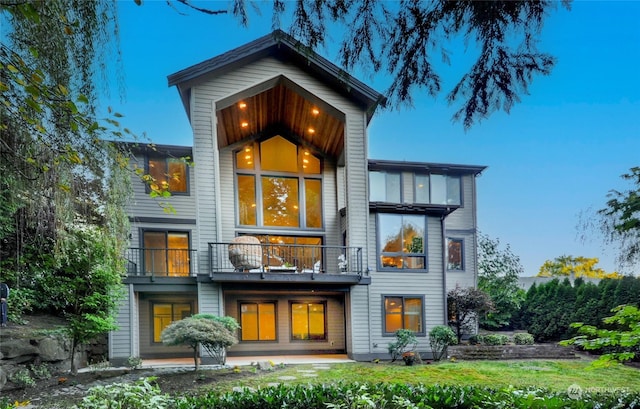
[108,1,640,276]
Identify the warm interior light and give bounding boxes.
[245,147,251,152]
[304,151,310,156]
[241,122,249,127]
[308,128,315,134]
[239,102,247,109]
[244,155,251,159]
[312,108,319,115]
[251,203,256,207]
[247,161,252,165]
[303,158,309,164]
[293,205,299,209]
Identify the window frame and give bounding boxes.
[369,170,402,203]
[150,301,193,344]
[376,213,428,272]
[446,237,465,271]
[146,156,190,195]
[289,300,328,342]
[238,301,278,343]
[381,295,426,336]
[141,229,192,276]
[234,136,324,230]
[414,173,461,206]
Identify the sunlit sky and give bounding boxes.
[107,1,640,276]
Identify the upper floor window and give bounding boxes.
[383,296,424,335]
[148,157,188,193]
[415,174,461,205]
[236,136,322,229]
[143,230,191,276]
[369,171,401,202]
[378,214,426,270]
[447,238,464,271]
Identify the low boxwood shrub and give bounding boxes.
[513,333,535,345]
[74,377,171,409]
[482,334,509,346]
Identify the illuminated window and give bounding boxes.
[447,238,464,271]
[152,302,192,343]
[240,302,276,341]
[143,231,191,276]
[377,214,426,270]
[251,235,322,270]
[235,135,322,229]
[291,302,326,340]
[383,296,424,334]
[148,157,188,193]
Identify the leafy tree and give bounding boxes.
[537,255,621,278]
[561,305,640,367]
[477,234,525,329]
[163,0,569,129]
[161,316,238,369]
[447,285,493,342]
[595,167,640,270]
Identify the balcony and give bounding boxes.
[208,242,370,284]
[125,248,197,279]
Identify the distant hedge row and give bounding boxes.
[513,276,640,342]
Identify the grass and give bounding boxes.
[206,357,640,394]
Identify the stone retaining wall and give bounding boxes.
[448,344,577,360]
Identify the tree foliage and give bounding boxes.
[538,255,621,279]
[595,167,640,270]
[428,325,457,361]
[162,0,569,129]
[161,316,238,369]
[447,285,493,342]
[477,234,525,329]
[561,305,640,367]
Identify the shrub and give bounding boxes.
[468,334,481,345]
[127,356,143,370]
[9,368,35,388]
[387,329,418,362]
[74,377,171,409]
[429,325,457,361]
[513,333,534,345]
[481,334,509,346]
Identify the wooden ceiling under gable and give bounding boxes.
[216,82,346,159]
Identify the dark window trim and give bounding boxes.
[238,300,279,343]
[145,155,191,196]
[140,228,192,275]
[412,173,461,206]
[376,213,428,272]
[289,300,328,342]
[446,237,465,272]
[381,295,426,336]
[150,301,194,344]
[368,170,403,203]
[234,136,324,230]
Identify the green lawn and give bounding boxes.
[208,357,640,394]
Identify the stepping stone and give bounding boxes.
[267,382,280,387]
[312,365,331,370]
[302,373,318,377]
[296,369,317,373]
[233,386,256,393]
[278,376,297,381]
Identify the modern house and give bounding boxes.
[109,30,485,365]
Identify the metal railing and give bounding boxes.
[125,248,197,278]
[208,242,364,276]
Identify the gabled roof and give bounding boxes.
[168,30,386,123]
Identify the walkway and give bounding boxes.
[141,354,353,369]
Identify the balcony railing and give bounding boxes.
[125,248,197,278]
[208,242,364,276]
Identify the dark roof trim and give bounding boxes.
[368,159,486,176]
[117,141,192,158]
[168,30,386,120]
[369,202,460,217]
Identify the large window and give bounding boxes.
[447,238,464,271]
[143,231,191,276]
[383,296,424,335]
[369,171,401,202]
[152,302,192,343]
[415,174,461,205]
[236,136,322,229]
[240,302,277,341]
[291,302,326,340]
[378,214,426,270]
[148,157,188,193]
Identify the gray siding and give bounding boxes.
[110,285,135,363]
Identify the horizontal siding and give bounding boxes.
[224,292,346,354]
[445,231,477,290]
[110,285,133,360]
[199,282,221,316]
[349,285,371,354]
[127,154,197,220]
[445,174,476,229]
